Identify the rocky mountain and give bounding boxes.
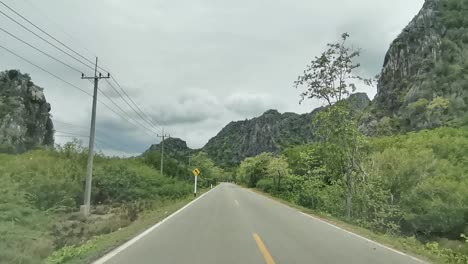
[0,70,54,153]
[203,93,370,166]
[361,0,468,135]
[145,137,193,159]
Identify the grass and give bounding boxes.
[48,190,207,264]
[246,187,455,264]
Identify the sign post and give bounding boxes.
[192,168,200,197]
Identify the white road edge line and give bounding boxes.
[242,187,426,263]
[299,212,426,263]
[93,184,220,264]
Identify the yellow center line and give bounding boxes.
[252,233,276,264]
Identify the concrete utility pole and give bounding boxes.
[157,128,170,177]
[80,57,110,217]
[187,154,192,167]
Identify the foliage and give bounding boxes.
[46,237,98,264]
[294,33,372,106]
[0,141,194,263]
[237,153,274,187]
[191,152,224,187]
[239,126,468,261]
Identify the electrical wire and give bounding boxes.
[0,44,92,96]
[109,75,163,131]
[0,2,165,141]
[0,0,98,68]
[21,0,97,58]
[104,78,162,133]
[1,1,162,135]
[0,26,82,73]
[1,43,154,138]
[0,8,95,73]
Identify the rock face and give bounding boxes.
[0,70,54,153]
[203,93,370,166]
[361,0,468,135]
[146,137,192,158]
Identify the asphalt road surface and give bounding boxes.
[94,183,425,264]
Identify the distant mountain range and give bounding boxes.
[146,93,370,167]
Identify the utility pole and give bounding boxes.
[157,128,170,177]
[187,154,192,181]
[187,154,192,167]
[80,57,110,217]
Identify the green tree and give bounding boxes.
[191,152,224,187]
[266,155,289,192]
[237,153,273,187]
[294,33,372,106]
[313,102,367,219]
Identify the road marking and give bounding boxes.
[241,186,426,263]
[252,233,276,264]
[299,212,426,263]
[234,199,239,206]
[93,185,220,264]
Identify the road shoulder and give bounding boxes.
[55,188,214,264]
[243,187,433,263]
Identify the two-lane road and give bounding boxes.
[95,183,424,264]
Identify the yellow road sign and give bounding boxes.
[192,168,200,177]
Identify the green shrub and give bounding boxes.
[256,178,274,193]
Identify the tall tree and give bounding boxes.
[266,155,289,192]
[313,102,367,219]
[295,33,371,219]
[294,33,371,106]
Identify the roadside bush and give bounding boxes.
[0,143,196,263]
[256,178,274,193]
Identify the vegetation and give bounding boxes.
[294,33,373,106]
[0,140,197,264]
[237,127,468,263]
[236,31,468,262]
[362,0,468,134]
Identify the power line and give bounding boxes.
[104,78,162,133]
[0,7,96,73]
[52,119,89,130]
[0,0,99,69]
[109,75,163,131]
[0,26,82,73]
[0,1,162,134]
[55,130,132,154]
[98,85,159,136]
[0,3,162,140]
[0,44,92,96]
[84,79,158,137]
[21,0,97,58]
[1,43,155,139]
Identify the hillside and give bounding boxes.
[0,70,54,153]
[202,93,370,166]
[145,137,193,159]
[361,0,468,135]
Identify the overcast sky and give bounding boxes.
[0,0,424,156]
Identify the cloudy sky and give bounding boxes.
[0,0,424,156]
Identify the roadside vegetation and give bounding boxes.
[235,33,468,263]
[0,140,222,264]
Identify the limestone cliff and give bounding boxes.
[0,70,54,153]
[361,0,468,135]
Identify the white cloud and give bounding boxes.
[0,0,425,155]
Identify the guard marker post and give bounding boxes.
[192,168,200,197]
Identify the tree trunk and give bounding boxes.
[346,167,352,220]
[277,171,281,192]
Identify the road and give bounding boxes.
[95,183,424,264]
